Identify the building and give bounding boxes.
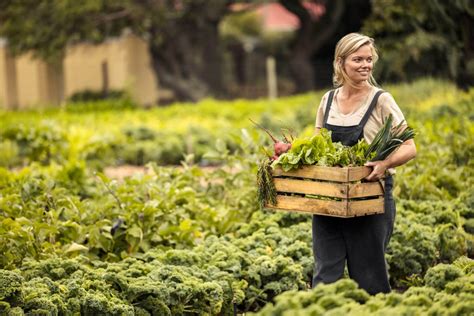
[0,2,324,109]
[0,32,159,109]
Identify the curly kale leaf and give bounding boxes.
[424,263,463,290]
[0,270,23,306]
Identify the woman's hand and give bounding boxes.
[364,139,417,181]
[364,160,388,181]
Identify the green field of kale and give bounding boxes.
[0,79,473,315]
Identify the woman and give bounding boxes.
[312,33,416,295]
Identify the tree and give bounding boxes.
[278,0,372,92]
[220,9,263,89]
[362,0,474,89]
[0,0,236,102]
[0,0,376,101]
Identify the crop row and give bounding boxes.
[0,79,466,169]
[0,79,472,314]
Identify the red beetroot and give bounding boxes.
[274,142,292,155]
[250,118,293,159]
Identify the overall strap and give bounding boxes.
[322,90,336,127]
[358,90,385,128]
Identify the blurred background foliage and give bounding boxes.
[362,0,474,89]
[0,2,473,313]
[0,0,472,102]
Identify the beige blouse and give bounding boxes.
[314,86,407,144]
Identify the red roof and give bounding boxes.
[232,2,325,32]
[257,2,324,31]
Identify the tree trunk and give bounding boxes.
[457,13,474,90]
[230,43,247,86]
[200,20,227,98]
[149,39,210,102]
[146,2,231,102]
[281,0,345,93]
[288,51,314,93]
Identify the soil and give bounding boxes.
[103,164,226,180]
[103,165,150,180]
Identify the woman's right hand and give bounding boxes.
[364,160,388,181]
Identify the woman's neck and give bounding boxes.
[340,82,371,97]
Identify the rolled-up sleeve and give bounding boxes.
[315,92,329,128]
[379,93,406,127]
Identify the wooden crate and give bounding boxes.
[265,166,385,218]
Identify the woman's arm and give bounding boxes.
[364,139,417,181]
[314,93,328,135]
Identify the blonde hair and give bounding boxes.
[333,33,379,88]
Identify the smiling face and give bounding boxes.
[332,33,379,87]
[342,44,373,84]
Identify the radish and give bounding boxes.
[274,142,291,155]
[249,118,293,158]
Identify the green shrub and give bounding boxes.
[423,264,463,290]
[1,121,68,165]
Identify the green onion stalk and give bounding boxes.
[365,114,416,161]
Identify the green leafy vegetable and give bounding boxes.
[271,129,373,171]
[365,114,416,161]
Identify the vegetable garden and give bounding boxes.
[0,79,473,315]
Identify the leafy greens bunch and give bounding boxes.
[271,129,372,172]
[272,114,415,171]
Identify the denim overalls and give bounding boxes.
[312,89,396,295]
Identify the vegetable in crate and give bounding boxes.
[250,119,293,208]
[249,118,292,161]
[257,158,277,209]
[365,114,416,162]
[272,115,415,171]
[271,129,373,171]
[255,115,414,209]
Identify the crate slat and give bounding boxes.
[273,165,372,182]
[274,178,347,198]
[266,166,385,218]
[348,181,384,198]
[347,167,373,181]
[347,198,385,216]
[266,195,349,217]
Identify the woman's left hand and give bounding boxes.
[364,160,388,181]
